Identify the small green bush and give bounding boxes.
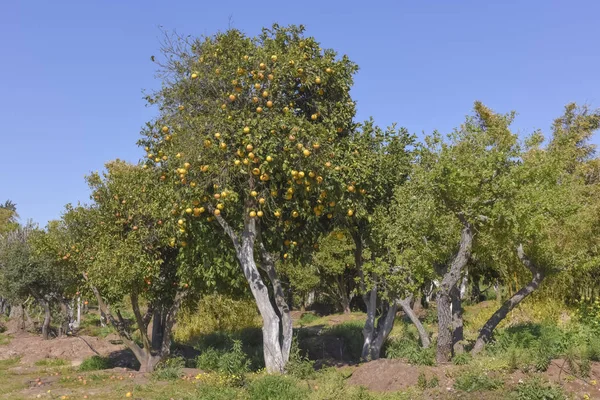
[248,374,308,400]
[286,336,315,379]
[512,376,565,400]
[323,321,365,362]
[175,294,260,343]
[196,339,250,384]
[453,371,504,392]
[452,352,472,365]
[197,347,221,372]
[218,340,250,376]
[152,356,185,381]
[298,313,319,325]
[194,328,264,371]
[79,356,111,371]
[385,338,435,366]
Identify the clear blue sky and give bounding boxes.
[2,0,599,227]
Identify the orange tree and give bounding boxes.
[61,160,238,372]
[140,25,358,372]
[390,103,520,362]
[327,120,415,360]
[27,220,81,336]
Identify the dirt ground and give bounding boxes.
[348,358,600,398]
[0,320,125,366]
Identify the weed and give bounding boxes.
[452,352,472,365]
[248,374,308,400]
[512,376,565,400]
[298,312,319,325]
[34,358,68,367]
[79,355,111,371]
[417,372,438,389]
[152,356,185,381]
[385,338,435,366]
[323,321,364,362]
[286,336,315,379]
[453,370,504,392]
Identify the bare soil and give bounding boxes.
[348,358,600,398]
[0,320,125,366]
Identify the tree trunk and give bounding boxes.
[451,285,464,354]
[258,241,292,367]
[138,353,161,373]
[472,245,545,354]
[352,231,378,361]
[436,221,472,363]
[212,211,286,373]
[41,300,51,340]
[10,304,24,329]
[240,240,284,373]
[412,295,423,315]
[151,308,165,351]
[76,296,81,327]
[369,300,398,360]
[361,284,378,361]
[341,298,351,314]
[398,296,430,348]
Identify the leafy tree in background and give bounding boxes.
[282,228,357,314]
[28,221,81,335]
[141,25,358,373]
[61,161,238,372]
[471,103,600,353]
[0,222,77,339]
[329,121,414,361]
[385,103,520,362]
[0,200,19,235]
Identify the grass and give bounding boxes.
[79,312,115,338]
[293,311,366,328]
[34,358,69,367]
[0,334,11,346]
[79,355,111,371]
[0,299,593,399]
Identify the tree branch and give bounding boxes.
[131,292,151,351]
[205,204,240,250]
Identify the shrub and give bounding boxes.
[298,312,319,325]
[196,340,250,385]
[79,356,111,371]
[385,338,435,366]
[79,313,114,338]
[152,356,185,381]
[196,347,221,372]
[218,340,250,376]
[575,298,600,333]
[323,321,364,362]
[248,374,308,400]
[452,352,472,365]
[453,371,504,392]
[512,376,565,400]
[286,336,315,379]
[174,294,260,343]
[194,328,264,371]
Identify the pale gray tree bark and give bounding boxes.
[211,207,288,373]
[471,244,545,354]
[436,220,472,363]
[398,295,430,348]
